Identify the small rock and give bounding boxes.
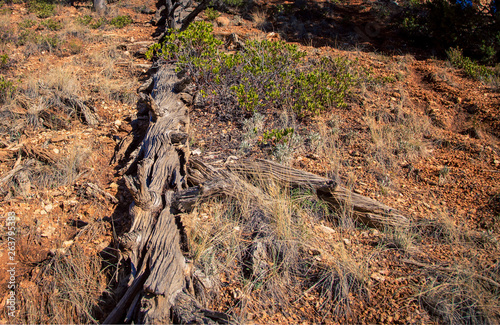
[114,120,122,127]
[319,225,335,234]
[109,182,119,189]
[53,148,60,154]
[40,210,47,215]
[370,272,385,282]
[62,240,74,248]
[41,226,56,237]
[215,16,230,27]
[44,204,53,213]
[343,238,351,245]
[192,148,202,155]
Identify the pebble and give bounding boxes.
[44,204,53,212]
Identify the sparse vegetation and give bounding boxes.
[109,15,132,28]
[447,47,497,81]
[41,18,62,30]
[27,0,55,18]
[147,21,357,117]
[186,179,369,322]
[204,7,220,20]
[0,0,498,323]
[0,75,15,103]
[17,244,106,324]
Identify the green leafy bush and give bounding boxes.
[260,127,294,145]
[89,17,104,29]
[109,15,132,28]
[27,0,55,18]
[222,0,245,6]
[205,7,220,20]
[18,19,36,29]
[38,35,59,51]
[447,47,494,80]
[0,54,8,66]
[41,18,62,30]
[0,75,15,103]
[147,21,356,116]
[76,15,92,26]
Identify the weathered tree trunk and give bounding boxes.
[93,0,106,15]
[155,0,211,32]
[104,66,196,324]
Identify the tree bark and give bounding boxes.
[93,0,106,15]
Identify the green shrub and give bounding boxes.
[28,0,55,18]
[41,18,62,30]
[18,19,36,29]
[147,21,357,116]
[89,17,104,29]
[222,0,245,6]
[109,15,132,28]
[205,7,220,20]
[76,14,92,26]
[447,47,494,80]
[0,54,8,66]
[38,35,59,51]
[260,127,294,145]
[0,75,15,103]
[292,57,355,114]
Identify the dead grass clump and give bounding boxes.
[42,66,81,96]
[378,225,417,254]
[0,146,89,198]
[417,267,500,324]
[251,10,270,31]
[419,211,461,244]
[314,249,368,320]
[17,244,107,324]
[0,13,16,45]
[186,177,369,322]
[0,71,83,140]
[88,46,121,78]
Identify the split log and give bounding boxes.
[183,158,408,229]
[231,159,409,229]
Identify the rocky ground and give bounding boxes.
[0,0,499,323]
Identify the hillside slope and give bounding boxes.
[0,0,499,323]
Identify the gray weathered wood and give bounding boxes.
[183,158,408,229]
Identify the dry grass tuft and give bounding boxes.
[417,264,500,324]
[186,176,369,322]
[0,145,90,198]
[314,248,368,320]
[17,244,107,324]
[251,10,269,31]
